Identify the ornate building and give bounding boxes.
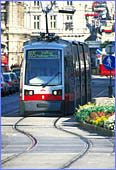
[1,1,30,69]
[1,1,115,69]
[24,1,91,41]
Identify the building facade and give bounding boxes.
[1,1,30,69]
[1,1,115,69]
[24,1,91,41]
[1,1,8,65]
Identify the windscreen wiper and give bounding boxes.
[42,72,61,88]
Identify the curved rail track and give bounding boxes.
[1,117,37,165]
[54,117,92,169]
[1,115,114,169]
[2,115,92,169]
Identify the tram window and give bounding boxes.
[67,54,73,75]
[64,58,69,92]
[78,45,84,70]
[84,44,90,69]
[25,49,62,86]
[72,45,79,72]
[72,45,76,65]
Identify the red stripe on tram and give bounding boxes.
[24,94,62,101]
[65,93,75,102]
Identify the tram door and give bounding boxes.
[84,44,92,102]
[82,44,88,104]
[72,44,81,107]
[78,43,86,105]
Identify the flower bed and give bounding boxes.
[104,114,115,130]
[75,102,115,131]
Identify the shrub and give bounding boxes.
[89,116,108,127]
[75,103,115,128]
[75,102,95,122]
[104,114,115,131]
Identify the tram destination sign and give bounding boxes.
[27,49,60,59]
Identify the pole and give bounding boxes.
[108,46,113,98]
[45,11,49,34]
[108,70,112,98]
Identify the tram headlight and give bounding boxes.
[53,90,57,95]
[24,90,34,95]
[52,89,62,96]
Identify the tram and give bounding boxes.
[20,33,91,116]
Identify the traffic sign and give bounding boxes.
[103,55,115,71]
[96,48,103,54]
[105,44,115,54]
[97,54,101,58]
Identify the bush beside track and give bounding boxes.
[75,99,115,136]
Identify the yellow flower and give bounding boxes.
[97,118,101,122]
[95,120,99,125]
[96,116,99,119]
[103,118,107,122]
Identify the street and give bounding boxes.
[1,1,115,169]
[1,75,115,169]
[1,75,115,117]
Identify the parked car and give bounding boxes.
[3,72,19,93]
[11,67,21,80]
[1,74,9,96]
[1,64,9,73]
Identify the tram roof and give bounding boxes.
[24,39,72,50]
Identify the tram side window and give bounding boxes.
[72,45,79,76]
[68,55,74,77]
[64,58,69,92]
[84,44,90,70]
[72,45,76,67]
[78,45,84,71]
[65,48,74,76]
[65,53,74,90]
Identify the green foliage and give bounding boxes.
[98,120,104,127]
[104,114,115,131]
[75,106,95,122]
[75,103,115,123]
[75,109,90,122]
[104,104,115,113]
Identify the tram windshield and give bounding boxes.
[25,49,62,86]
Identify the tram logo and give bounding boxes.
[41,89,46,92]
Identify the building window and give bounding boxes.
[34,1,40,6]
[50,15,56,29]
[67,1,72,6]
[65,23,73,31]
[34,15,40,29]
[67,15,73,21]
[65,15,73,31]
[1,12,6,21]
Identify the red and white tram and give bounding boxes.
[20,33,91,116]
